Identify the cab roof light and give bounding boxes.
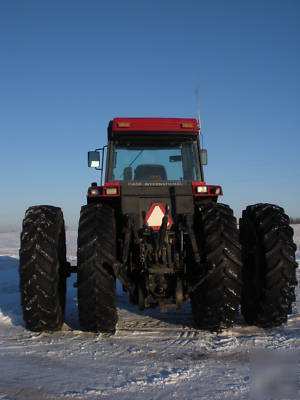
[117,121,131,128]
[181,122,194,129]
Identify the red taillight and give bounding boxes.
[87,182,120,198]
[105,187,118,195]
[103,182,120,197]
[192,182,223,197]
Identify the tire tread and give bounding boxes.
[191,202,242,330]
[77,203,118,333]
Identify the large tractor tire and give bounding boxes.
[19,206,67,331]
[240,204,298,327]
[191,203,242,330]
[77,203,118,333]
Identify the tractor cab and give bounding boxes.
[87,118,221,228]
[88,118,207,184]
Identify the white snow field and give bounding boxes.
[0,227,299,400]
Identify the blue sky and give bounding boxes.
[0,0,299,231]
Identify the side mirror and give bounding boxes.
[200,149,208,165]
[88,151,100,168]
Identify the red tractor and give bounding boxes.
[19,117,298,332]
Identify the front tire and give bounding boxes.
[240,204,298,327]
[191,203,242,330]
[77,203,118,333]
[19,206,67,331]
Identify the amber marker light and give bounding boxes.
[181,122,194,129]
[117,122,131,128]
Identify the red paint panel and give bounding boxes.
[112,118,199,133]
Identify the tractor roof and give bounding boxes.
[111,118,199,133]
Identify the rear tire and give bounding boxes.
[19,206,67,331]
[77,203,118,333]
[240,204,298,327]
[191,203,242,330]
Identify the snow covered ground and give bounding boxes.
[0,227,299,400]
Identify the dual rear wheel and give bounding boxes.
[191,202,298,330]
[19,203,118,333]
[19,203,297,332]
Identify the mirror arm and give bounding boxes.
[95,146,107,185]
